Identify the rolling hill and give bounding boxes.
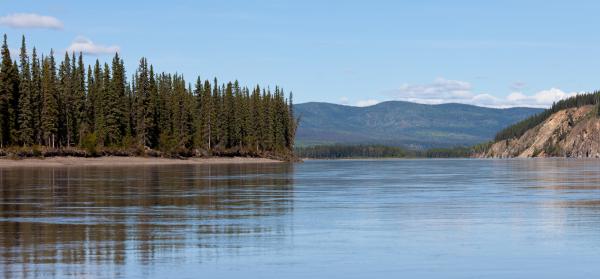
[294,101,543,148]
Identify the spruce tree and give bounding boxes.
[231,81,242,148]
[157,73,172,144]
[262,89,274,150]
[9,62,20,145]
[193,77,204,148]
[147,65,159,148]
[104,54,124,145]
[30,48,42,144]
[0,35,10,146]
[179,80,194,149]
[250,86,263,151]
[223,82,234,148]
[92,60,105,142]
[73,52,86,143]
[86,65,96,131]
[169,75,184,147]
[212,79,222,149]
[129,74,137,138]
[18,36,34,145]
[135,58,151,147]
[0,35,20,146]
[241,87,251,149]
[58,52,72,146]
[0,34,297,157]
[273,87,285,149]
[41,51,59,147]
[203,79,214,150]
[286,92,297,149]
[125,78,134,138]
[100,63,112,145]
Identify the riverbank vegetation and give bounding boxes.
[295,144,407,159]
[0,35,297,160]
[295,143,492,159]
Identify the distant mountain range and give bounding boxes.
[294,101,543,148]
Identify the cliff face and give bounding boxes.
[482,105,600,158]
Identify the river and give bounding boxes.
[1,159,600,278]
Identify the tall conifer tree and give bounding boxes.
[41,51,59,147]
[30,48,42,144]
[0,34,298,157]
[18,36,34,145]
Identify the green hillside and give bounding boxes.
[295,101,542,148]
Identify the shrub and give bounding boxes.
[81,133,99,156]
[32,145,42,157]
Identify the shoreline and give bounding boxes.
[300,157,472,161]
[0,156,284,168]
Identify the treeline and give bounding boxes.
[295,144,407,159]
[424,142,491,158]
[494,91,600,141]
[295,144,490,159]
[0,35,297,158]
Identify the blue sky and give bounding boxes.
[1,0,599,107]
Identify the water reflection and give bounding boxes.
[0,163,294,278]
[495,159,600,207]
[4,159,600,278]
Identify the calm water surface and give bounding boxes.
[2,159,600,278]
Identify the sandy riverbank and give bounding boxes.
[0,156,283,168]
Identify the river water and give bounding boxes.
[1,159,600,278]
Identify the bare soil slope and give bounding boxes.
[481,105,600,158]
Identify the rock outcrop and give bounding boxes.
[481,105,600,158]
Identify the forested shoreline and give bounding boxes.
[295,144,492,159]
[0,35,297,160]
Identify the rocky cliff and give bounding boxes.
[481,105,600,158]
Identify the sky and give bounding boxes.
[1,0,599,108]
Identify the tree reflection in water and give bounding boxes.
[0,163,294,278]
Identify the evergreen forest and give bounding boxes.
[295,144,491,159]
[0,35,297,159]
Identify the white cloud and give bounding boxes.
[356,99,380,107]
[339,96,350,105]
[67,37,119,55]
[394,78,474,104]
[0,13,63,29]
[504,88,577,107]
[390,78,579,108]
[338,97,380,107]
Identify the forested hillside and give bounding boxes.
[494,91,600,141]
[295,101,542,148]
[482,91,600,158]
[0,35,297,159]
